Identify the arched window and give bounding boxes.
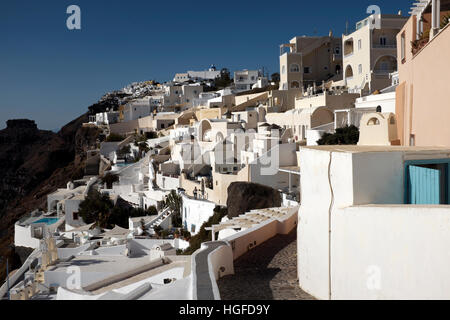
[281,66,286,74]
[390,116,396,125]
[376,106,382,113]
[290,64,300,72]
[367,118,380,126]
[291,81,300,89]
[345,65,353,79]
[335,65,341,74]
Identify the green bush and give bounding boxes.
[106,133,125,142]
[162,190,182,228]
[317,125,359,145]
[101,173,119,189]
[182,206,227,255]
[78,189,159,229]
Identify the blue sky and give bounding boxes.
[0,0,413,130]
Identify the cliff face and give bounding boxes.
[0,115,102,282]
[226,182,282,219]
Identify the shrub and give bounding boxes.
[101,173,119,189]
[182,206,227,255]
[317,125,359,145]
[162,190,182,228]
[106,133,125,142]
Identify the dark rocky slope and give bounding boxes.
[226,182,281,219]
[0,116,102,282]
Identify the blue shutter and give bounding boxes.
[408,165,441,204]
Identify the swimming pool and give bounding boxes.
[32,217,59,225]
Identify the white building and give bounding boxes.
[298,145,450,300]
[234,70,261,91]
[181,192,216,235]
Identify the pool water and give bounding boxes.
[32,218,59,225]
[115,163,131,168]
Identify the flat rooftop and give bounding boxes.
[302,145,450,154]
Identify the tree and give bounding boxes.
[101,173,119,189]
[271,72,280,83]
[163,190,182,227]
[138,142,150,157]
[78,189,114,229]
[106,133,125,142]
[78,190,158,229]
[117,145,131,158]
[317,125,360,145]
[214,68,233,89]
[182,206,227,255]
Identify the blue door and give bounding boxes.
[407,164,447,204]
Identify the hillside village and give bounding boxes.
[2,0,450,300]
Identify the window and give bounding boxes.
[358,39,362,50]
[304,67,311,74]
[401,32,406,62]
[161,124,165,129]
[410,134,415,146]
[290,64,300,72]
[191,224,196,233]
[335,46,340,54]
[73,212,79,220]
[281,66,286,74]
[380,36,387,46]
[389,116,396,125]
[358,64,363,74]
[367,118,380,125]
[291,81,300,89]
[324,66,328,70]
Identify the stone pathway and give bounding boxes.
[217,229,315,300]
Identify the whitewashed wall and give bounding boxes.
[332,205,450,299]
[181,194,216,235]
[298,146,450,300]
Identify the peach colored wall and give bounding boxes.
[396,16,450,147]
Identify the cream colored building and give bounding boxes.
[357,112,399,146]
[341,14,407,95]
[279,33,343,92]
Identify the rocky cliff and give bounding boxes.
[0,116,102,282]
[226,182,282,219]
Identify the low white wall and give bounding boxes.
[94,245,127,256]
[224,219,278,260]
[57,243,92,259]
[156,174,180,190]
[128,238,189,256]
[208,244,234,281]
[14,224,41,249]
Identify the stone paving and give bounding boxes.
[217,229,315,300]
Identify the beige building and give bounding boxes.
[357,112,399,146]
[295,91,359,110]
[342,14,408,94]
[396,0,450,147]
[279,33,343,91]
